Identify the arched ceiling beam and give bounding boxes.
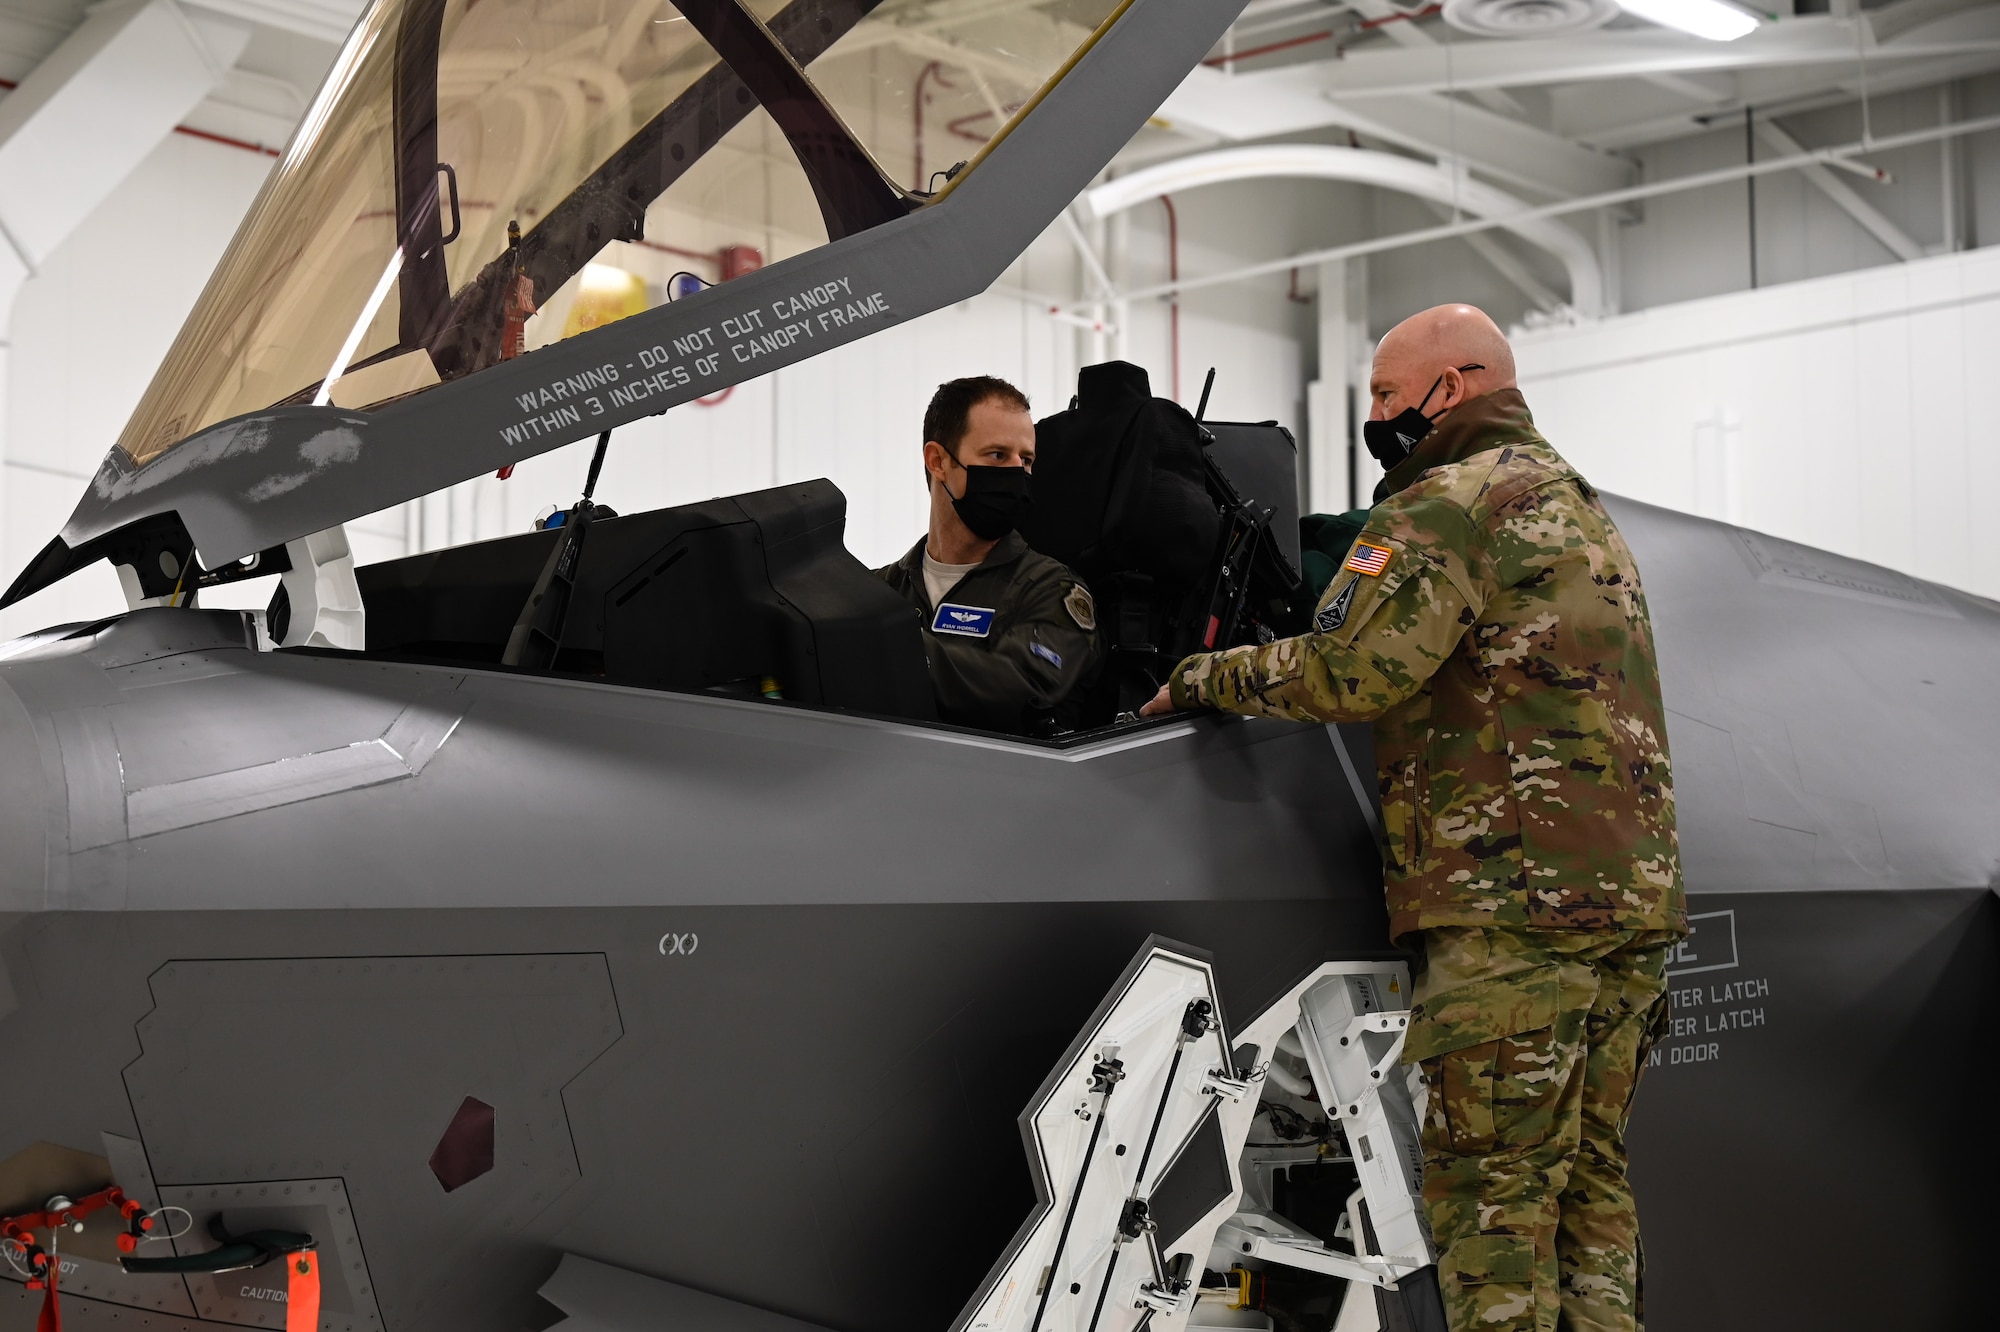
[1152,63,1634,201]
[1082,143,1606,317]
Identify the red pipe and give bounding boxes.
[173,125,279,157]
[946,103,1023,144]
[947,108,991,143]
[912,61,955,190]
[1202,31,1332,67]
[0,81,281,156]
[1200,4,1439,67]
[634,238,721,269]
[1161,194,1180,404]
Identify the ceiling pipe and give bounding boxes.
[1082,144,1606,317]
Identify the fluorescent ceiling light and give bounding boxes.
[1618,0,1758,41]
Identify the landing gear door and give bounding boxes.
[953,939,1246,1332]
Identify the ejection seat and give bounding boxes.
[356,479,937,721]
[1020,361,1311,724]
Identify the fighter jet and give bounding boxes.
[0,3,1994,1332]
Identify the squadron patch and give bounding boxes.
[1064,583,1096,631]
[1344,540,1393,577]
[1314,577,1358,634]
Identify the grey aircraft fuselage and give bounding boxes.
[0,493,1994,1332]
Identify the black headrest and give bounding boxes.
[1075,361,1152,413]
[1023,362,1217,590]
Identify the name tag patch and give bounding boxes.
[933,603,996,637]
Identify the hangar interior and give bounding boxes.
[2,0,1999,637]
[2,7,1999,1332]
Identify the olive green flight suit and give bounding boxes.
[1167,390,1688,1332]
[877,532,1102,734]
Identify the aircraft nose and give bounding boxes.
[0,669,47,902]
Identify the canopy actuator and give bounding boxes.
[503,429,614,671]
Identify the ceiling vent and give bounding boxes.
[1441,0,1620,38]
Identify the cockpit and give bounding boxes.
[349,358,1311,738]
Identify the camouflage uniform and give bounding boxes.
[1406,926,1676,1332]
[1167,389,1686,1332]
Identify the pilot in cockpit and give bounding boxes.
[875,377,1102,735]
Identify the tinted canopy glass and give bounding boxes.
[116,0,1124,468]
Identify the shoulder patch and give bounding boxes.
[1343,540,1393,577]
[1314,577,1357,633]
[1063,583,1096,631]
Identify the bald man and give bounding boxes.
[1143,305,1686,1332]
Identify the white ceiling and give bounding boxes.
[1,0,1995,272]
[0,0,358,149]
[1129,0,2000,200]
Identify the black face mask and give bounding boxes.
[1362,364,1483,468]
[946,459,1033,540]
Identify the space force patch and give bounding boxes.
[1314,577,1357,633]
[1344,540,1393,577]
[933,603,996,637]
[1064,584,1096,631]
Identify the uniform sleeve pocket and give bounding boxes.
[1440,1234,1536,1287]
[1378,754,1418,877]
[1407,965,1563,1156]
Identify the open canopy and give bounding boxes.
[121,0,1120,464]
[5,0,1232,607]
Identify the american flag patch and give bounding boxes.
[1344,540,1393,577]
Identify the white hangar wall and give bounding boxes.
[1513,244,2000,602]
[3,130,277,641]
[1609,77,2000,316]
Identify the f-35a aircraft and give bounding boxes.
[0,3,1993,1332]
